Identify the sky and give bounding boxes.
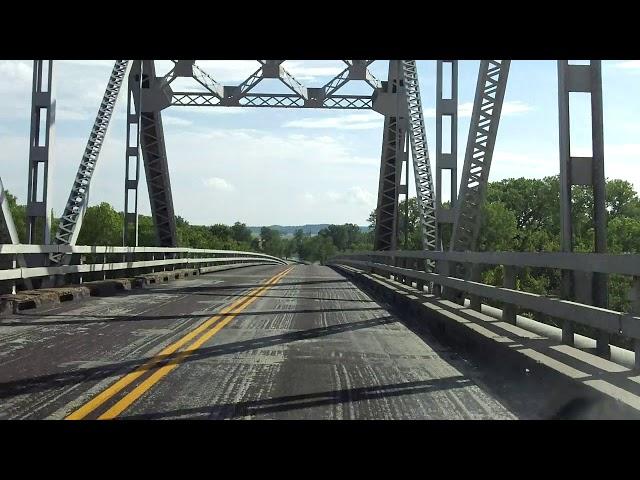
[1,60,639,227]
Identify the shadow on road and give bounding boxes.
[117,376,473,420]
[0,315,398,401]
[4,306,387,327]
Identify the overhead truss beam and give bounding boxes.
[160,60,379,110]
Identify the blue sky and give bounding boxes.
[1,60,639,227]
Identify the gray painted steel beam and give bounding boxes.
[192,63,224,98]
[557,60,608,356]
[171,92,373,109]
[450,60,510,254]
[436,60,458,250]
[124,61,142,247]
[373,60,407,251]
[401,60,437,254]
[26,60,55,246]
[54,60,129,258]
[139,60,178,247]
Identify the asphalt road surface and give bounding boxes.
[0,264,517,420]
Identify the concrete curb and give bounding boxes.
[332,263,640,420]
[0,264,271,317]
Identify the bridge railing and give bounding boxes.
[329,250,640,366]
[0,244,286,289]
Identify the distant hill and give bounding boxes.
[248,224,369,237]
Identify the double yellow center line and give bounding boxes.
[66,266,293,420]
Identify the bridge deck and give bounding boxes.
[0,264,516,420]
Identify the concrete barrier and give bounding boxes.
[0,285,91,313]
[332,263,640,420]
[83,279,132,296]
[0,263,265,317]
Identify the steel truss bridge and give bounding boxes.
[1,60,640,420]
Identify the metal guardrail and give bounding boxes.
[0,245,286,285]
[329,250,640,365]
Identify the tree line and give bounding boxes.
[2,176,639,314]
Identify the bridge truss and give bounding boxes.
[29,60,439,257]
[12,59,610,313]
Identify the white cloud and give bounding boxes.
[325,187,376,206]
[615,61,640,70]
[190,61,261,83]
[203,177,235,191]
[0,61,32,90]
[424,100,533,119]
[58,60,116,68]
[175,129,378,167]
[605,143,640,157]
[283,61,345,81]
[173,107,245,116]
[168,60,346,85]
[283,112,383,130]
[459,100,533,117]
[162,115,192,127]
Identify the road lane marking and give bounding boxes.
[98,266,293,419]
[65,266,292,420]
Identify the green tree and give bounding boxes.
[231,222,252,243]
[77,202,122,245]
[1,190,26,243]
[260,226,282,257]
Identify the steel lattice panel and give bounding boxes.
[451,60,510,253]
[401,60,437,252]
[139,61,178,247]
[53,60,129,259]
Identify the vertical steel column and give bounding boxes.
[139,60,178,247]
[436,60,458,250]
[502,265,517,324]
[557,60,608,357]
[26,60,55,245]
[124,61,142,247]
[373,60,407,251]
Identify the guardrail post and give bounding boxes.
[415,258,424,292]
[103,252,107,280]
[11,253,17,294]
[574,270,610,358]
[442,260,459,301]
[433,259,442,296]
[502,265,517,324]
[385,255,391,279]
[560,268,575,346]
[629,276,640,369]
[469,262,482,312]
[78,254,84,284]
